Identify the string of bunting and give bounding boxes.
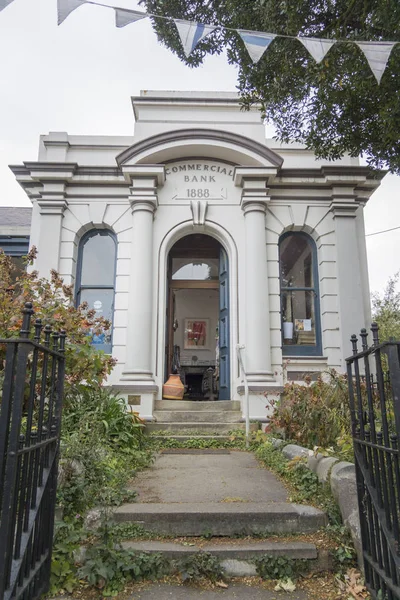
[1,0,398,84]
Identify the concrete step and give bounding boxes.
[153,410,243,424]
[121,540,332,576]
[149,435,232,442]
[113,502,327,536]
[154,400,241,412]
[146,422,259,434]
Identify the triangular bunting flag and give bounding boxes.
[174,19,217,57]
[357,41,396,84]
[115,8,147,28]
[238,30,276,63]
[58,0,88,25]
[0,0,15,13]
[298,37,336,63]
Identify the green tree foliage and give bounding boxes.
[372,272,400,341]
[139,0,400,173]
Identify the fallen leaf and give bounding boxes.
[216,581,228,589]
[274,578,296,592]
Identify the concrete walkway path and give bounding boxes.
[131,449,288,504]
[130,582,309,599]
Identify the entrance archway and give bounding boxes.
[165,233,230,400]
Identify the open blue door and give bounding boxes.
[219,247,230,400]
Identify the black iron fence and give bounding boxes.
[0,303,66,600]
[347,324,400,600]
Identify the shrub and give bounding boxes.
[177,552,225,583]
[269,370,353,455]
[79,545,169,596]
[58,387,152,516]
[253,554,308,580]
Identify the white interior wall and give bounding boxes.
[173,288,219,365]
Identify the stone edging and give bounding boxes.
[276,442,362,568]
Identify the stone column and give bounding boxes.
[236,169,277,385]
[121,166,164,383]
[330,187,367,365]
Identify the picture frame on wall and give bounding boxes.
[184,318,210,350]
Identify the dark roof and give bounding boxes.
[0,207,32,227]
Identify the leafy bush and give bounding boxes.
[177,552,225,583]
[79,545,169,596]
[269,370,353,457]
[58,386,152,516]
[50,519,84,594]
[253,554,308,580]
[63,386,146,454]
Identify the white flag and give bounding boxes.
[58,0,88,25]
[357,41,396,84]
[298,36,336,63]
[115,8,147,28]
[238,30,276,63]
[0,0,15,13]
[174,19,217,57]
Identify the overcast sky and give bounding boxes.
[0,0,398,297]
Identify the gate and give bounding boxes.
[347,324,400,600]
[0,302,66,600]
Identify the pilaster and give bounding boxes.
[236,169,276,389]
[121,166,165,394]
[330,187,367,366]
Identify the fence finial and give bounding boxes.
[360,328,368,351]
[19,302,34,338]
[371,322,380,346]
[351,334,358,355]
[52,331,60,352]
[44,324,52,347]
[34,319,42,343]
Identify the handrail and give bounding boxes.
[236,344,250,448]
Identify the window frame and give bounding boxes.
[75,229,117,354]
[0,235,30,257]
[279,231,322,357]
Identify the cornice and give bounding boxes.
[116,128,284,168]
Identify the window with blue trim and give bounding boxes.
[0,236,30,281]
[279,232,322,356]
[76,230,116,354]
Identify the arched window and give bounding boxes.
[76,230,116,354]
[279,232,322,356]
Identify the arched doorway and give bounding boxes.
[165,233,230,400]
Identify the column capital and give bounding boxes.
[128,179,159,214]
[123,166,165,215]
[37,181,69,215]
[234,168,275,214]
[121,165,165,187]
[330,186,359,218]
[37,200,68,216]
[241,184,271,215]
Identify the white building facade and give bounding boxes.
[11,91,383,421]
